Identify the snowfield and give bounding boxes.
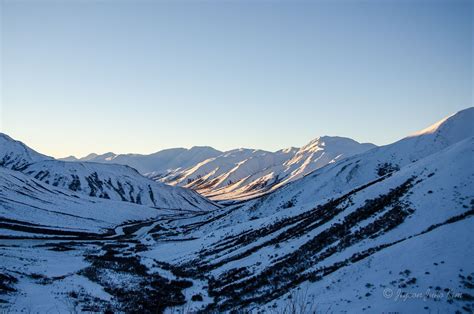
[0,107,473,313]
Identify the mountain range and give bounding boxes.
[0,107,472,313]
[61,136,377,201]
[60,146,222,174]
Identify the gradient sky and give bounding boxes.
[0,0,472,158]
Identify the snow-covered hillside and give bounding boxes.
[158,148,295,190]
[133,108,473,312]
[158,136,376,200]
[0,108,472,313]
[0,134,51,170]
[141,135,473,312]
[214,107,474,221]
[0,134,218,211]
[22,160,217,210]
[0,166,208,312]
[0,167,163,236]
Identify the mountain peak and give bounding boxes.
[300,136,374,154]
[189,146,221,151]
[59,155,78,162]
[278,147,299,154]
[0,132,52,169]
[409,107,474,140]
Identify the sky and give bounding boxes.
[0,0,472,158]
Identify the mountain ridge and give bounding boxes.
[56,135,378,201]
[0,133,219,212]
[158,135,377,200]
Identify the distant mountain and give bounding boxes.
[59,155,79,162]
[158,136,376,200]
[60,136,376,201]
[59,147,222,174]
[0,134,218,211]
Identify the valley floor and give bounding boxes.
[1,204,473,313]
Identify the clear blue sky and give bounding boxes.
[1,0,472,158]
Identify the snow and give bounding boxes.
[0,167,165,234]
[159,136,376,200]
[263,215,473,313]
[0,107,472,313]
[21,159,217,211]
[138,108,474,312]
[0,133,51,170]
[60,146,222,174]
[58,135,376,201]
[0,134,219,212]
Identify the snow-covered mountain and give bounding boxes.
[0,108,472,313]
[133,107,473,312]
[158,136,376,200]
[152,134,473,313]
[0,134,51,170]
[199,107,474,225]
[0,134,218,211]
[21,160,217,210]
[157,147,295,189]
[0,166,163,236]
[61,136,376,201]
[60,146,222,174]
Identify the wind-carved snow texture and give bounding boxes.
[0,107,473,313]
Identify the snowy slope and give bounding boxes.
[158,137,376,200]
[0,134,51,170]
[0,108,472,313]
[0,167,162,236]
[60,146,222,174]
[138,120,473,312]
[221,107,474,220]
[21,160,217,211]
[157,109,472,202]
[158,148,293,189]
[0,134,218,211]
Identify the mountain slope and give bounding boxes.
[0,166,206,312]
[158,108,472,202]
[22,160,217,211]
[0,134,51,170]
[0,166,162,236]
[225,107,474,220]
[137,112,473,312]
[158,137,376,200]
[0,134,218,211]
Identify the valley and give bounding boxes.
[0,108,473,313]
